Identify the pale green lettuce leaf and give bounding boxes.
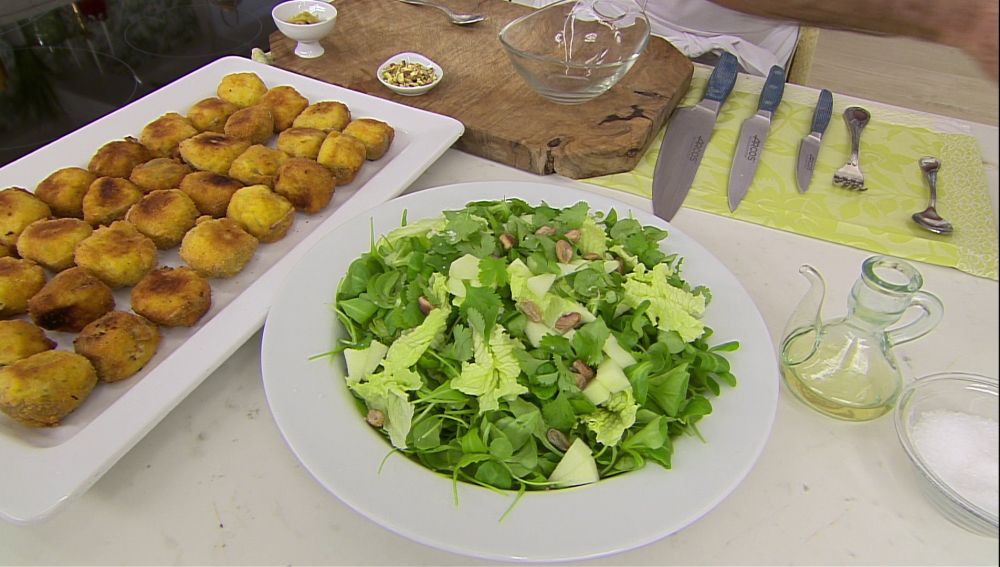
[622,263,706,342]
[582,389,638,446]
[452,326,527,413]
[577,216,608,255]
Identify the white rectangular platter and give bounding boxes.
[0,56,464,524]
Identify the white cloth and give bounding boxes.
[508,0,801,76]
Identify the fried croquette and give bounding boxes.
[227,144,287,187]
[125,189,200,249]
[342,118,395,160]
[292,100,351,132]
[223,105,274,144]
[274,157,335,214]
[15,218,93,272]
[87,137,152,179]
[129,157,192,193]
[217,72,268,108]
[316,132,367,185]
[34,167,97,218]
[276,127,326,159]
[139,112,199,158]
[258,85,309,132]
[0,350,98,427]
[73,311,160,383]
[81,176,144,227]
[226,184,295,243]
[27,267,115,332]
[179,217,258,278]
[0,243,12,258]
[0,187,52,249]
[187,96,240,133]
[131,266,211,327]
[74,221,157,288]
[178,171,244,217]
[0,257,47,317]
[0,320,56,366]
[178,132,251,175]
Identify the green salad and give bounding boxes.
[333,198,738,494]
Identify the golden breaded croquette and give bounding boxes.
[74,221,157,288]
[179,217,258,278]
[34,167,96,218]
[28,267,115,332]
[178,171,244,218]
[316,132,367,185]
[0,350,98,427]
[342,118,395,160]
[82,176,144,226]
[258,85,309,132]
[131,266,211,327]
[0,257,47,317]
[139,112,199,158]
[15,218,93,272]
[276,127,326,160]
[177,132,251,176]
[217,72,268,108]
[73,310,160,383]
[125,189,200,249]
[223,105,274,144]
[228,144,288,187]
[188,97,240,133]
[0,187,52,249]
[226,184,295,243]
[0,320,56,366]
[274,157,335,214]
[292,100,351,132]
[87,137,152,179]
[0,243,12,258]
[129,157,192,193]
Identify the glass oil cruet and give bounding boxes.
[780,255,943,421]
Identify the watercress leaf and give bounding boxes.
[647,363,690,417]
[541,393,576,431]
[680,396,713,422]
[622,416,669,451]
[411,416,443,451]
[710,340,740,352]
[554,201,589,228]
[571,319,610,365]
[461,287,502,335]
[539,335,574,359]
[489,436,515,461]
[338,297,378,325]
[474,460,513,490]
[460,428,489,455]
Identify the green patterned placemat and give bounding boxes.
[585,77,999,280]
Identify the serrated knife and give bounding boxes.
[651,51,739,221]
[726,65,786,212]
[796,89,833,192]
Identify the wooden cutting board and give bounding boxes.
[269,0,693,179]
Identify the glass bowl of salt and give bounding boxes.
[895,372,998,538]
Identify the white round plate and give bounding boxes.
[261,181,779,562]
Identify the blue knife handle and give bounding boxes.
[703,51,739,104]
[811,89,833,134]
[757,65,786,113]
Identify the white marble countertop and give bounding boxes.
[1,80,997,564]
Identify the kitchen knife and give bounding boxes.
[726,65,786,212]
[795,89,834,192]
[651,51,739,221]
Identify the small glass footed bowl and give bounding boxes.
[894,372,999,538]
[498,0,650,104]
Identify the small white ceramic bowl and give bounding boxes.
[272,0,338,59]
[376,52,443,96]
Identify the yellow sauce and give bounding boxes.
[286,11,321,24]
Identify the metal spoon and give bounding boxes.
[397,0,486,24]
[912,156,954,235]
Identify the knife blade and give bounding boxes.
[651,51,739,221]
[726,65,786,212]
[795,89,833,192]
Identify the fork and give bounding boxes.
[833,106,871,191]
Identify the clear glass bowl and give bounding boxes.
[498,0,650,104]
[894,372,999,538]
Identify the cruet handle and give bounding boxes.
[886,290,944,346]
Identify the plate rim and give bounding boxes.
[261,180,779,562]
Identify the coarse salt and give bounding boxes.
[911,409,999,517]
